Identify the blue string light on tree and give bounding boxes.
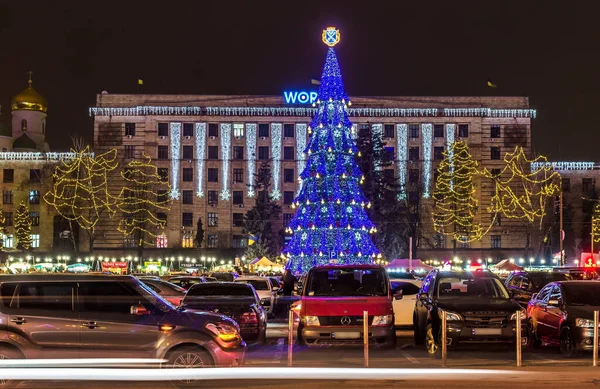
[282,27,381,274]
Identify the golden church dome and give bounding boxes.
[11,72,47,113]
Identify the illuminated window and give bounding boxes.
[30,212,40,226]
[208,212,218,227]
[3,234,14,248]
[157,123,169,137]
[182,232,194,248]
[491,235,502,248]
[433,234,445,248]
[233,124,244,137]
[123,235,136,248]
[29,190,40,205]
[31,234,40,248]
[207,234,218,248]
[156,234,168,248]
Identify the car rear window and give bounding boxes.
[187,284,254,297]
[235,279,269,291]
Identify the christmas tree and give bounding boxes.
[283,27,380,274]
[15,201,33,251]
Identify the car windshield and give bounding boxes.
[565,284,600,305]
[529,273,569,290]
[306,268,388,297]
[187,284,254,297]
[235,279,269,290]
[437,277,509,299]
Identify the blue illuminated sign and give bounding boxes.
[283,91,318,104]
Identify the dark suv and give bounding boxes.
[0,274,246,369]
[505,271,570,308]
[413,270,527,356]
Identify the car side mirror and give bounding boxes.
[130,304,150,315]
[548,299,560,307]
[394,290,403,300]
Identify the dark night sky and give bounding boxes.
[0,1,597,159]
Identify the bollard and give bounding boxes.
[441,310,447,367]
[363,310,369,367]
[288,310,294,367]
[594,311,599,367]
[516,311,522,367]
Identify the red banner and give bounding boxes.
[101,262,128,274]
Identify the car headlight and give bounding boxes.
[509,310,527,321]
[439,310,462,321]
[576,318,595,328]
[260,297,271,306]
[372,315,393,326]
[205,322,240,342]
[301,316,320,326]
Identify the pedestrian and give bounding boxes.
[282,269,296,296]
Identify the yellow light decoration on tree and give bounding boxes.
[482,146,561,226]
[43,146,119,252]
[15,201,33,251]
[432,141,483,243]
[117,154,172,248]
[592,204,600,244]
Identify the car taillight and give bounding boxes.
[241,311,258,324]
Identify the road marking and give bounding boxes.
[400,351,420,364]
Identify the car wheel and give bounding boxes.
[425,323,441,358]
[167,347,213,387]
[414,315,425,345]
[559,327,577,358]
[0,346,23,387]
[528,323,542,348]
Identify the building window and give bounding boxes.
[183,123,194,137]
[490,125,501,138]
[233,191,243,205]
[208,212,218,227]
[182,212,193,227]
[409,124,419,138]
[283,191,294,205]
[283,213,294,227]
[433,146,444,161]
[157,145,169,160]
[182,145,193,160]
[182,168,193,182]
[458,124,469,138]
[491,168,501,177]
[208,190,218,205]
[233,146,244,160]
[28,169,41,183]
[125,123,136,137]
[158,168,169,182]
[3,234,13,248]
[29,190,40,205]
[258,146,269,160]
[233,168,243,183]
[182,190,193,204]
[31,234,40,248]
[123,145,134,159]
[21,119,27,132]
[208,168,218,182]
[123,235,136,248]
[283,146,294,161]
[433,234,445,249]
[491,235,502,248]
[208,123,219,138]
[583,178,595,194]
[232,235,247,248]
[458,241,469,249]
[158,123,169,137]
[383,169,394,182]
[3,169,14,183]
[409,147,419,161]
[284,169,295,183]
[30,212,40,226]
[434,124,444,138]
[409,191,419,203]
[284,124,295,138]
[492,213,501,226]
[157,190,168,203]
[490,147,501,160]
[258,123,269,138]
[562,178,570,192]
[156,234,168,248]
[409,169,419,184]
[182,232,194,248]
[207,234,218,248]
[208,146,219,160]
[384,124,395,138]
[4,212,12,227]
[233,123,244,137]
[2,190,13,204]
[233,213,244,227]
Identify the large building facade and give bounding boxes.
[91,93,537,261]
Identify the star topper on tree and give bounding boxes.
[282,27,380,274]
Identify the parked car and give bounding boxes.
[528,281,600,357]
[168,276,206,290]
[204,277,218,282]
[296,264,397,348]
[139,278,186,306]
[391,279,422,328]
[0,274,246,384]
[268,276,283,291]
[182,282,267,344]
[413,270,527,356]
[234,276,276,314]
[553,267,600,280]
[505,271,570,308]
[211,272,238,282]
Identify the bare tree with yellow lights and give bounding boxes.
[44,146,119,253]
[432,141,483,247]
[117,154,171,259]
[15,201,33,251]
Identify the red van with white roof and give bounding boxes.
[297,264,397,347]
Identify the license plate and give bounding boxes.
[472,328,502,335]
[333,332,361,339]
